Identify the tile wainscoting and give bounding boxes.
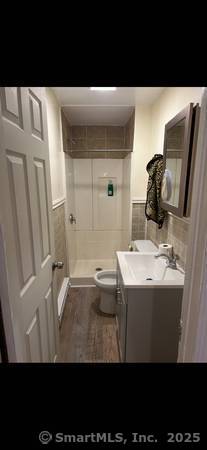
[132,203,146,240]
[53,202,67,295]
[146,214,189,269]
[131,201,190,269]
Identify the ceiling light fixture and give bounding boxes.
[89,87,117,91]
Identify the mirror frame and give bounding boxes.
[185,104,200,217]
[160,103,194,217]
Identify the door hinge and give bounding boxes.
[179,319,183,341]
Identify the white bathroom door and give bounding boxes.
[0,87,59,362]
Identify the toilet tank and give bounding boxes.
[133,239,158,253]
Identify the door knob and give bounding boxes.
[52,261,64,271]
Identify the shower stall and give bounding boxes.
[64,154,132,284]
[61,112,135,285]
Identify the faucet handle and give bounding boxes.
[171,247,175,258]
[170,247,178,260]
[173,252,179,261]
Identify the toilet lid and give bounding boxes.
[96,270,116,286]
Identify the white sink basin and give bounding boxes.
[116,252,184,287]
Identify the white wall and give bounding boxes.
[73,158,130,260]
[76,230,123,260]
[46,88,66,205]
[64,154,77,274]
[93,159,123,231]
[131,87,203,201]
[73,159,93,230]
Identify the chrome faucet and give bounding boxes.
[154,250,178,269]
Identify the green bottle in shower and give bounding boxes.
[108,180,114,196]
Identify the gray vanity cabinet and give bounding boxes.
[116,264,183,363]
[126,287,183,362]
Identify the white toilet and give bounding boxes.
[94,270,117,315]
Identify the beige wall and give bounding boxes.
[150,87,203,157]
[46,88,66,205]
[131,105,151,200]
[122,154,132,250]
[131,87,203,200]
[46,89,68,287]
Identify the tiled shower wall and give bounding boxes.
[70,125,126,150]
[131,202,190,269]
[53,203,67,294]
[61,111,135,159]
[73,158,124,260]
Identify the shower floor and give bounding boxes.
[71,258,116,283]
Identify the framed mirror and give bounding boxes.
[160,103,198,218]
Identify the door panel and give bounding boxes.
[45,286,56,362]
[29,88,44,140]
[38,299,50,362]
[34,159,50,262]
[6,151,35,288]
[26,314,42,362]
[0,87,23,128]
[0,87,59,362]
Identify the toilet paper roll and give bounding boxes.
[158,243,173,258]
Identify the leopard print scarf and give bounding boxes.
[145,154,166,229]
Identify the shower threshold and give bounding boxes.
[70,259,116,286]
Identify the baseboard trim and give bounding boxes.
[58,277,71,324]
[71,284,96,288]
[71,277,95,286]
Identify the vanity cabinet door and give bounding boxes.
[126,290,153,362]
[116,266,127,362]
[126,288,183,362]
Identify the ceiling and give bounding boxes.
[61,105,134,126]
[51,87,164,126]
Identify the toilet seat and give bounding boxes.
[94,270,116,290]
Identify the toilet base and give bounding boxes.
[99,291,116,315]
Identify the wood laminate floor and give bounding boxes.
[57,287,120,362]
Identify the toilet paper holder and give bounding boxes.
[158,243,173,258]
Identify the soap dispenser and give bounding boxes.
[108,180,114,196]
